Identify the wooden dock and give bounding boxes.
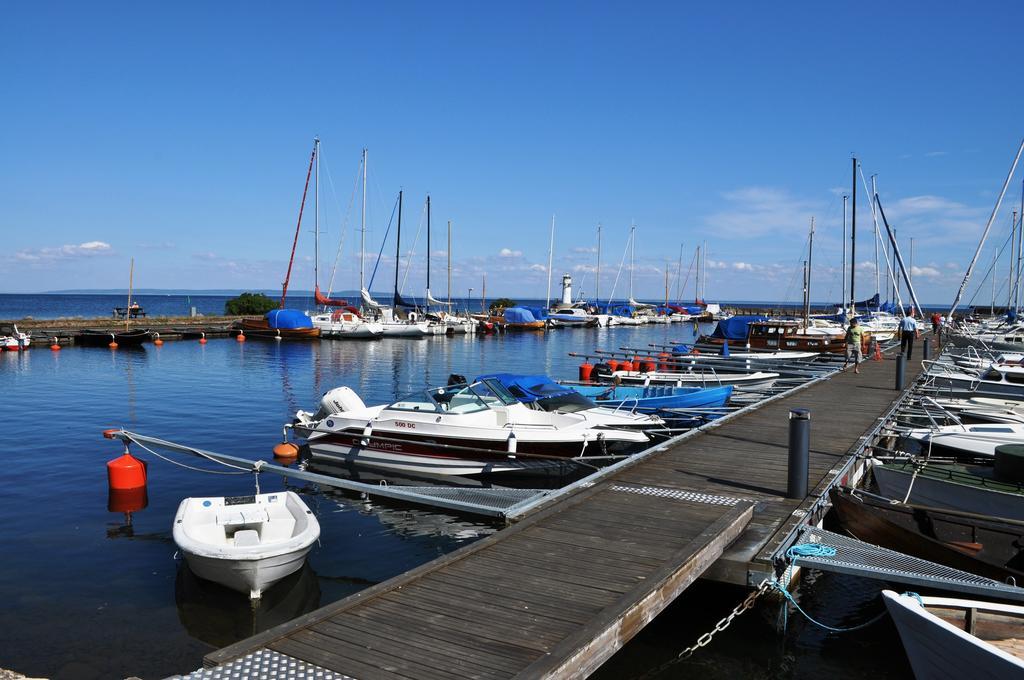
[202,344,930,679]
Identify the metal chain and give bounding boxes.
[631,579,774,679]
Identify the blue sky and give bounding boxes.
[3,2,1023,305]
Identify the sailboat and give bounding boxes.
[362,189,431,338]
[308,144,384,339]
[425,216,475,334]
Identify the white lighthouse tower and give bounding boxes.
[561,273,572,305]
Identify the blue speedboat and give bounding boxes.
[476,373,732,414]
[571,383,733,411]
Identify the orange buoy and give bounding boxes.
[107,486,148,513]
[50,337,61,351]
[606,359,619,372]
[108,341,118,349]
[199,332,207,344]
[107,450,147,490]
[153,333,164,346]
[273,441,300,458]
[102,428,120,439]
[642,358,657,373]
[236,332,246,342]
[620,360,634,372]
[658,352,671,371]
[578,362,594,381]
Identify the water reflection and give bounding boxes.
[175,561,322,648]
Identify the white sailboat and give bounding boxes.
[309,143,384,339]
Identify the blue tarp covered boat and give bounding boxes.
[571,384,733,411]
[709,315,767,341]
[478,373,732,413]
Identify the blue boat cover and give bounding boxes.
[503,307,538,324]
[476,373,575,403]
[685,305,704,315]
[525,306,549,320]
[265,308,313,329]
[672,344,692,354]
[710,315,766,340]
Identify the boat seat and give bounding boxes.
[232,529,261,547]
[216,508,270,526]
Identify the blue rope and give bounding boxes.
[777,542,887,634]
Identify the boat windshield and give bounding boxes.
[406,380,519,415]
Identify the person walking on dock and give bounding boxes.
[899,312,919,359]
[844,318,864,374]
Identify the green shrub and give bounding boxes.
[489,297,517,312]
[225,292,278,316]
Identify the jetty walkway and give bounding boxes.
[191,343,928,680]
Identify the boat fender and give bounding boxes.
[361,420,373,446]
[507,431,517,457]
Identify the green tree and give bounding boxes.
[489,297,517,312]
[225,292,278,316]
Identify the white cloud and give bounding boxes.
[528,263,546,272]
[498,248,522,258]
[924,151,948,158]
[571,246,597,254]
[13,240,114,263]
[911,265,941,278]
[732,262,755,271]
[702,186,821,239]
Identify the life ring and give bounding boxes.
[408,311,417,322]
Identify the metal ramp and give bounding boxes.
[172,649,348,680]
[790,526,1024,602]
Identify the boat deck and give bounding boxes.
[200,344,930,679]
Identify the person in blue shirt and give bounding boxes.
[899,313,919,359]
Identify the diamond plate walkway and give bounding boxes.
[199,347,926,679]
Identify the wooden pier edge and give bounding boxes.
[515,501,753,679]
[204,478,617,668]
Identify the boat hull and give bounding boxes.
[181,544,315,600]
[874,463,1024,521]
[76,329,152,346]
[239,319,321,340]
[883,591,1024,679]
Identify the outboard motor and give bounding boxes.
[592,363,613,380]
[315,386,366,419]
[447,373,468,386]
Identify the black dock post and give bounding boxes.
[895,354,906,390]
[923,338,931,360]
[787,408,810,499]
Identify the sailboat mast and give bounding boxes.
[280,141,316,309]
[694,245,701,303]
[394,190,403,307]
[802,260,808,330]
[426,195,431,312]
[481,273,486,314]
[360,148,367,294]
[703,240,708,301]
[629,222,636,301]
[673,242,683,304]
[842,195,848,311]
[664,264,669,309]
[1016,207,1023,315]
[806,217,814,328]
[447,220,452,316]
[314,137,320,303]
[596,223,602,304]
[850,156,857,314]
[126,256,134,332]
[546,215,555,309]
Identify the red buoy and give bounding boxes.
[108,341,118,349]
[50,337,61,351]
[153,333,164,346]
[658,352,671,371]
[606,359,619,372]
[236,332,246,342]
[620,360,634,372]
[107,451,147,490]
[199,332,207,344]
[578,362,594,381]
[642,358,657,373]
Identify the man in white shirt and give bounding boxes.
[899,313,919,359]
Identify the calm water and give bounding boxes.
[0,319,909,679]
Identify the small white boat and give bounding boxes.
[902,423,1024,458]
[173,491,320,600]
[610,369,779,388]
[883,590,1024,679]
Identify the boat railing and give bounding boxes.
[612,396,641,415]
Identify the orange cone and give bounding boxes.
[873,340,883,361]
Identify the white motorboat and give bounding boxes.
[609,369,779,388]
[926,364,1024,398]
[926,396,1024,425]
[293,378,652,476]
[1,325,30,351]
[172,491,320,600]
[902,422,1024,458]
[547,306,599,328]
[883,590,1024,678]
